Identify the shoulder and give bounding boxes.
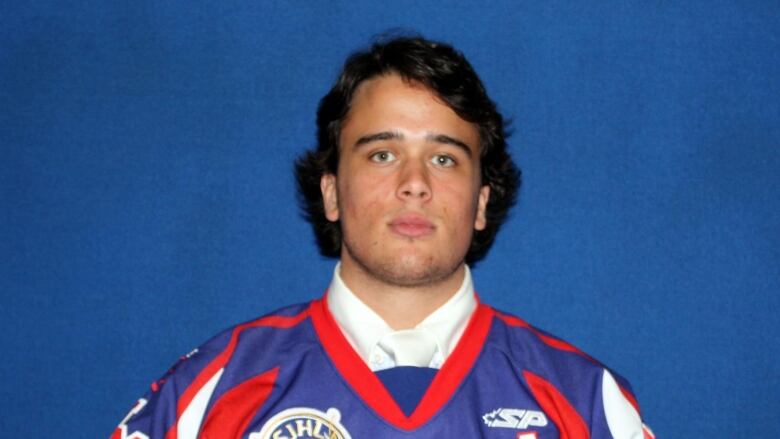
[111,302,316,439]
[487,307,628,383]
[159,302,314,383]
[484,307,651,437]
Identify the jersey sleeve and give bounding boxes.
[110,356,186,439]
[109,331,232,439]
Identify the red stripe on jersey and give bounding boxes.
[410,302,493,426]
[309,297,494,431]
[197,367,279,439]
[496,312,597,363]
[310,298,408,425]
[164,309,309,439]
[523,370,590,439]
[494,311,531,328]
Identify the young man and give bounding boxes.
[112,37,653,439]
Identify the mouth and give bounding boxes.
[389,214,435,238]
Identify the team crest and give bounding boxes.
[250,407,351,439]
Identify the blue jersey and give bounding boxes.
[111,298,653,439]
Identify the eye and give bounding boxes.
[431,154,456,167]
[369,151,396,163]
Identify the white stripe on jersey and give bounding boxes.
[178,368,224,439]
[602,369,644,439]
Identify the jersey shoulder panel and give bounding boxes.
[110,302,314,439]
[490,307,631,385]
[486,307,646,437]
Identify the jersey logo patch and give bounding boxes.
[250,407,351,439]
[482,408,548,430]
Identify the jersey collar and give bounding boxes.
[310,295,494,430]
[326,263,477,370]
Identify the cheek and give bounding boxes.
[339,177,386,225]
[438,183,481,230]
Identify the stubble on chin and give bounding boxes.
[343,239,462,289]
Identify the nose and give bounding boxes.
[396,159,432,202]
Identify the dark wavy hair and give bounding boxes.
[295,35,520,264]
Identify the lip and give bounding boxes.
[389,213,436,238]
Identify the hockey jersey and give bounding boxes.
[111,298,653,439]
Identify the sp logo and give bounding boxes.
[482,408,548,430]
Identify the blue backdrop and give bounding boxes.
[2,1,778,437]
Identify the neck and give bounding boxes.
[338,257,466,330]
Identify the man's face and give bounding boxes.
[320,74,490,287]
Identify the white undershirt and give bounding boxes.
[326,263,477,371]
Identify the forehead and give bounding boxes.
[340,74,480,152]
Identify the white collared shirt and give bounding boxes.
[327,263,477,371]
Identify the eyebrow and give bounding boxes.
[428,134,473,157]
[354,131,403,147]
[353,131,474,157]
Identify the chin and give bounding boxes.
[372,253,462,288]
[343,236,465,287]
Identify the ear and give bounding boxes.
[320,173,340,222]
[474,185,490,231]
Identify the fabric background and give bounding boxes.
[2,1,778,437]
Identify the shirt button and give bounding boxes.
[371,354,382,364]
